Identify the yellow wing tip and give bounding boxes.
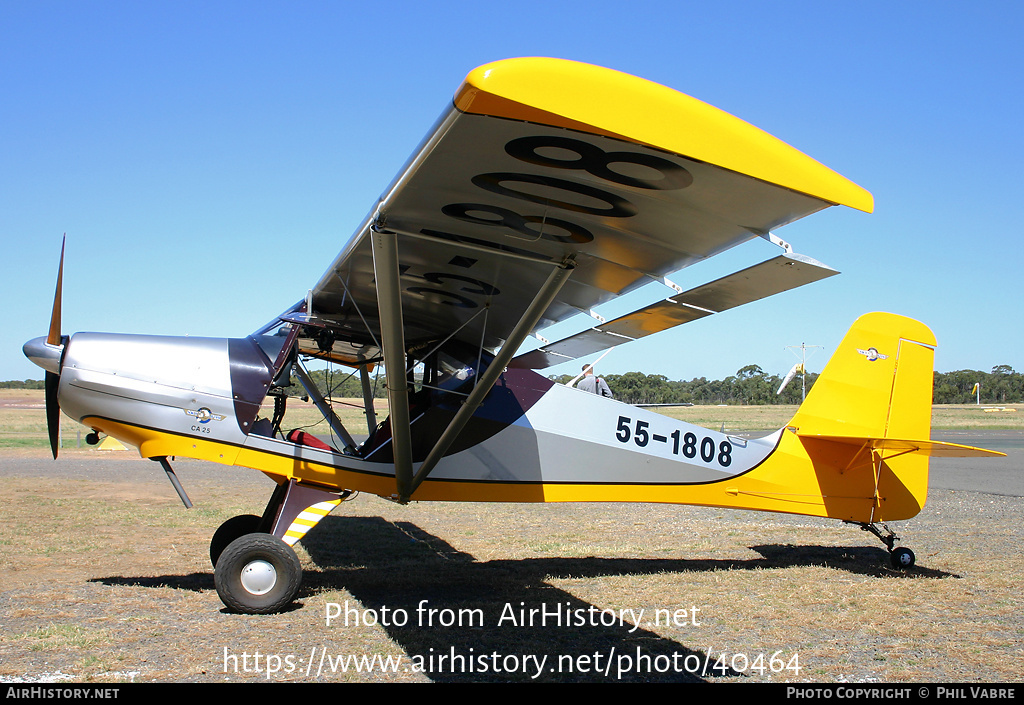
[456,58,873,213]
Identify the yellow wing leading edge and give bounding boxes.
[456,57,874,213]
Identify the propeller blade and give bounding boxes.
[45,370,60,459]
[45,236,66,459]
[47,235,65,346]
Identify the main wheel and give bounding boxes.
[890,546,915,569]
[210,514,262,568]
[214,533,302,614]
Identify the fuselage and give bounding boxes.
[28,328,776,495]
[25,315,935,526]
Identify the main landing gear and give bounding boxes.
[856,522,916,570]
[215,533,303,614]
[210,480,349,614]
[210,514,262,567]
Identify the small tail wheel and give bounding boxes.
[210,514,263,568]
[215,533,302,614]
[890,546,916,569]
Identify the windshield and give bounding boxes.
[251,318,297,373]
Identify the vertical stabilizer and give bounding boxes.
[788,312,937,521]
[789,312,936,440]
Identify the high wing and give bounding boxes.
[293,57,872,367]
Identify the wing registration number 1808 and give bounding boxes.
[615,415,732,467]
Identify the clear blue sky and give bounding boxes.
[3,1,1021,383]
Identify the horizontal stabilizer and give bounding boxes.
[798,434,1006,458]
[511,252,837,369]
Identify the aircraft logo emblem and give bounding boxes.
[184,407,225,424]
[857,347,888,362]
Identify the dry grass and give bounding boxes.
[0,449,1021,684]
[1,390,1021,683]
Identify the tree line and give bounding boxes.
[931,365,1021,405]
[4,365,1020,405]
[551,365,1023,406]
[551,365,818,405]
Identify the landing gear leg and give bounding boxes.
[209,482,288,567]
[856,522,916,569]
[211,479,349,613]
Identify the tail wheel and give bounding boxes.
[214,534,302,614]
[210,514,263,568]
[890,546,916,569]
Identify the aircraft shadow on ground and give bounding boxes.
[91,515,953,682]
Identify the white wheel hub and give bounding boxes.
[240,559,277,595]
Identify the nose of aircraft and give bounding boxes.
[23,335,64,375]
[23,333,65,459]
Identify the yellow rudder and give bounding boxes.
[789,313,937,521]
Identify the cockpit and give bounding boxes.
[247,306,500,462]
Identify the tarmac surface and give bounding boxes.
[930,430,1023,496]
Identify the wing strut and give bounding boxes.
[359,365,378,435]
[293,356,358,453]
[370,221,416,500]
[406,258,576,501]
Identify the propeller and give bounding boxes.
[43,237,65,459]
[45,370,60,458]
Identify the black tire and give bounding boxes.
[890,546,915,569]
[210,514,263,568]
[214,534,302,614]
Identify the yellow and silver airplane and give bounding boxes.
[23,58,1002,614]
